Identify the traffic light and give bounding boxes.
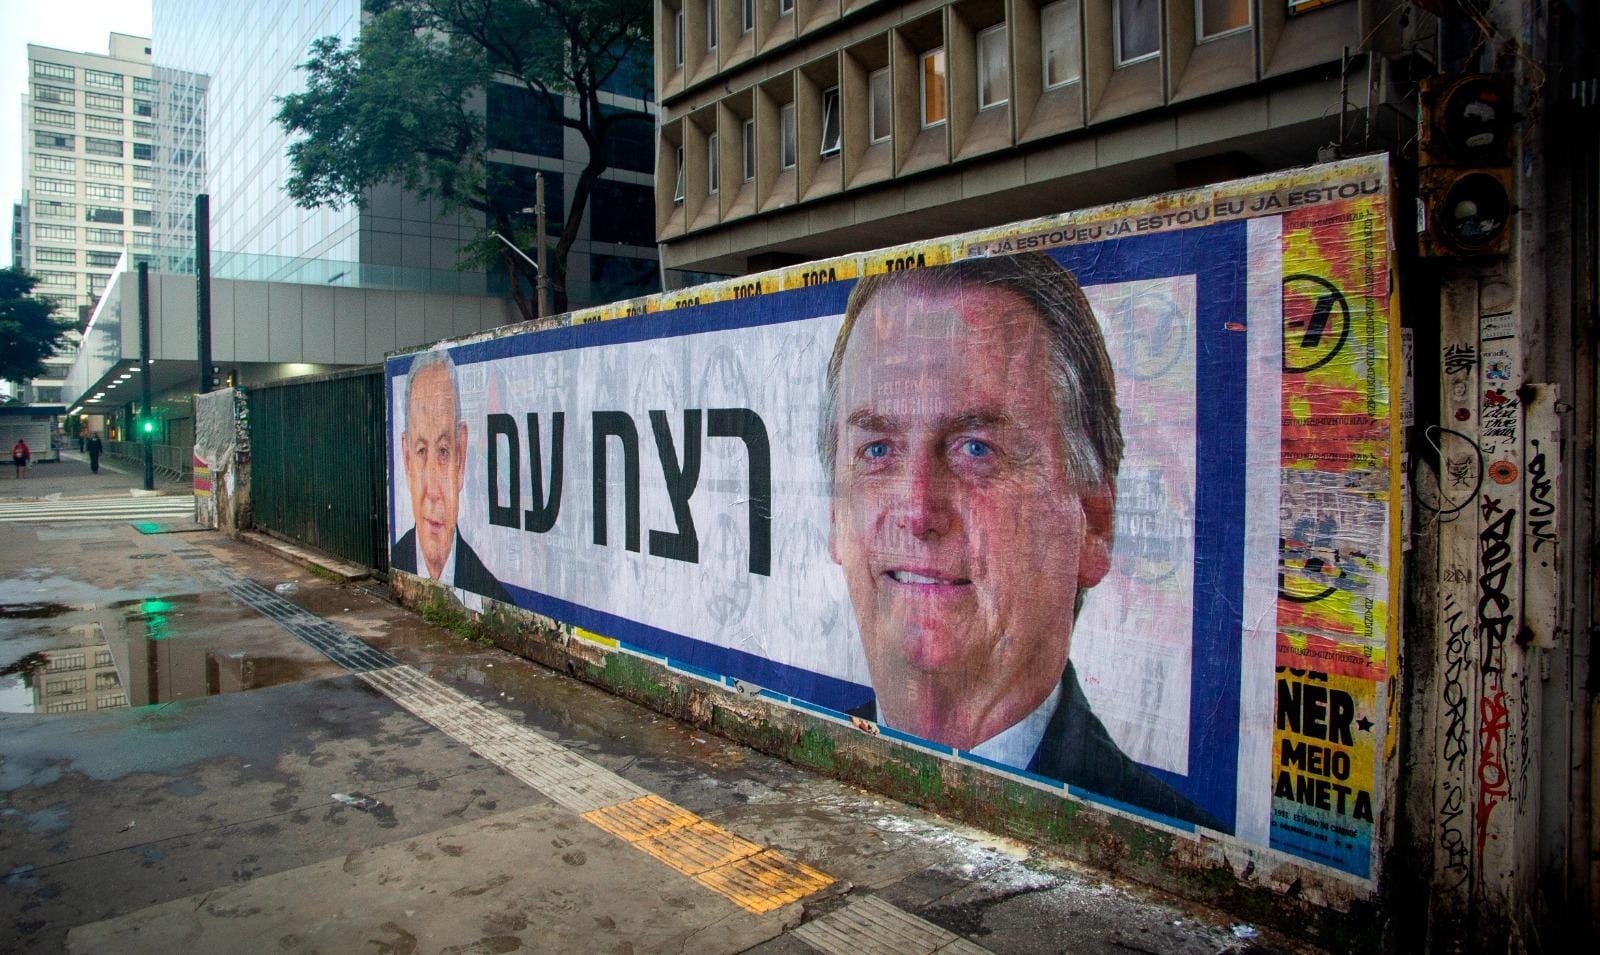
[1417,74,1515,258]
[140,418,156,437]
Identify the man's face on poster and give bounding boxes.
[828,282,1113,740]
[403,361,467,579]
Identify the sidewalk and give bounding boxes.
[0,449,188,501]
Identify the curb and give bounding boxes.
[238,530,372,582]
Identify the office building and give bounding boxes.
[652,0,1414,274]
[14,33,158,404]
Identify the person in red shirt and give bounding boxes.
[12,439,30,478]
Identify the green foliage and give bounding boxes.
[275,0,653,317]
[0,268,74,386]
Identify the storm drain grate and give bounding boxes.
[793,895,992,954]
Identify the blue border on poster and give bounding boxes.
[386,223,1250,832]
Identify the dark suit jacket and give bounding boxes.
[855,663,1224,831]
[392,527,512,605]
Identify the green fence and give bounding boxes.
[248,367,388,573]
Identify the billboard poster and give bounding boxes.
[387,156,1397,879]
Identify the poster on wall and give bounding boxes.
[387,156,1398,879]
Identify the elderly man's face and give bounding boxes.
[829,283,1112,733]
[404,363,467,579]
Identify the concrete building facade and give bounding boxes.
[653,0,1400,275]
[13,33,158,404]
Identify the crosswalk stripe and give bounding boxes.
[0,496,194,523]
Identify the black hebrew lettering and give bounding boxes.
[708,408,772,576]
[525,412,564,534]
[649,410,701,563]
[487,413,520,529]
[593,411,641,552]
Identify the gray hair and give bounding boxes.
[819,252,1123,491]
[403,347,460,430]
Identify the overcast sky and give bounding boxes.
[2,0,154,268]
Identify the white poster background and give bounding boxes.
[391,272,1276,782]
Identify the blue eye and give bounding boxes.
[863,441,889,460]
[960,439,991,458]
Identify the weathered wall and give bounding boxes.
[192,387,251,535]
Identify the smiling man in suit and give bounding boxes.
[393,348,510,604]
[821,253,1217,829]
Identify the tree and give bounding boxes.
[0,268,73,386]
[275,0,653,319]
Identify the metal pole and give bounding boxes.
[195,193,213,393]
[535,173,549,318]
[138,262,154,491]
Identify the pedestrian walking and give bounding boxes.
[12,438,30,478]
[86,433,103,474]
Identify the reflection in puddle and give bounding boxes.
[2,594,341,714]
[0,643,129,715]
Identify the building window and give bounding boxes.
[133,165,154,182]
[37,271,76,289]
[34,85,74,105]
[706,0,717,50]
[1197,0,1250,39]
[88,138,125,157]
[86,160,122,178]
[742,118,756,180]
[133,121,154,139]
[780,102,797,168]
[35,248,76,265]
[86,183,124,201]
[869,68,892,143]
[133,76,156,94]
[132,143,153,161]
[675,10,685,67]
[780,0,794,14]
[977,24,1009,109]
[1041,1,1080,88]
[133,99,152,117]
[486,84,564,158]
[920,48,947,127]
[85,115,124,134]
[94,651,114,668]
[85,228,123,245]
[35,224,74,242]
[34,107,74,128]
[34,178,75,197]
[46,699,89,714]
[88,273,112,293]
[742,0,754,33]
[708,131,720,193]
[1114,0,1160,65]
[33,61,73,82]
[674,146,685,202]
[35,200,75,219]
[591,179,656,245]
[133,187,154,204]
[132,231,156,249]
[85,91,123,112]
[819,87,843,155]
[84,69,123,89]
[86,251,122,268]
[98,694,127,708]
[34,155,74,174]
[35,131,74,151]
[133,210,154,226]
[84,207,124,225]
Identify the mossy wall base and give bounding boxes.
[390,573,1387,950]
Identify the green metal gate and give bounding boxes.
[249,366,388,573]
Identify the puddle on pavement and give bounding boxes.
[0,603,73,619]
[0,592,346,715]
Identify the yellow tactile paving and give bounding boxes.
[582,794,698,842]
[634,820,765,877]
[583,795,834,914]
[694,848,836,915]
